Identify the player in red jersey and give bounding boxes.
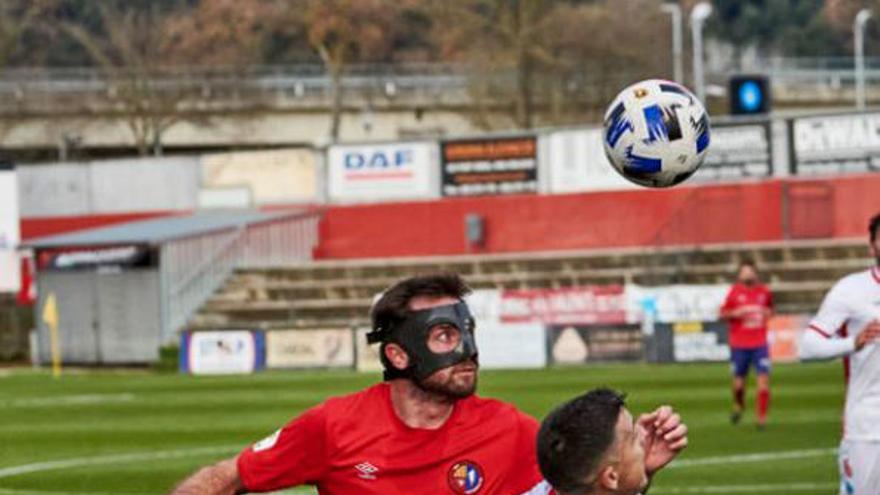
[170,274,688,494]
[719,260,774,429]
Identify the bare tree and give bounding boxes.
[0,1,55,141]
[60,2,197,156]
[432,0,564,129]
[303,0,401,143]
[432,0,671,129]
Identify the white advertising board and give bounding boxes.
[540,128,638,193]
[476,322,546,369]
[355,327,383,373]
[793,112,880,173]
[186,330,262,375]
[626,284,731,323]
[327,142,438,202]
[266,329,354,369]
[0,163,20,293]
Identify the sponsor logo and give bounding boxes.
[355,461,379,480]
[343,149,414,180]
[448,460,484,494]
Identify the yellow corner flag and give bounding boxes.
[42,293,62,378]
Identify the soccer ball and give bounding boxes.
[602,79,710,188]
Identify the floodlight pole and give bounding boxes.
[690,2,713,102]
[662,3,684,84]
[855,8,872,109]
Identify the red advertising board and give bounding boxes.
[768,314,808,362]
[500,286,627,325]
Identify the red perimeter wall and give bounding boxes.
[315,174,880,259]
[19,175,880,258]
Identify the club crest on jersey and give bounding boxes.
[447,460,484,494]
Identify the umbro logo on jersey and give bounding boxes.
[355,462,379,480]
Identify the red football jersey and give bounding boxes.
[721,283,773,349]
[237,383,548,495]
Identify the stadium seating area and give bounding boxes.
[193,237,871,331]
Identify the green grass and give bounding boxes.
[0,361,845,494]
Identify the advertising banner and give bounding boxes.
[441,136,538,196]
[768,314,808,362]
[355,327,383,373]
[501,286,627,325]
[202,148,318,204]
[547,324,644,364]
[476,322,546,369]
[540,128,637,193]
[327,142,437,202]
[540,124,771,194]
[0,162,19,293]
[792,112,880,174]
[626,284,730,324]
[698,124,773,179]
[465,289,503,325]
[36,245,158,271]
[266,329,354,369]
[180,330,265,375]
[669,321,729,362]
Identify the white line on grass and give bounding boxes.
[0,445,838,491]
[651,482,838,493]
[0,488,127,495]
[669,447,837,468]
[0,394,135,408]
[0,446,239,479]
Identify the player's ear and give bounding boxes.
[597,465,619,491]
[384,343,409,370]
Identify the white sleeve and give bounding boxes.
[807,282,850,338]
[799,326,856,360]
[800,282,856,360]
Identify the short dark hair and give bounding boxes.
[537,388,627,493]
[370,273,471,341]
[870,213,880,242]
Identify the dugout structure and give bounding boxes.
[24,210,320,365]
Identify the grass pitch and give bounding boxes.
[0,361,844,494]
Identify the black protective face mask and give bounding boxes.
[370,301,479,382]
[741,277,757,287]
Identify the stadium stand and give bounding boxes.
[192,237,870,331]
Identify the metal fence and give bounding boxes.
[160,210,321,343]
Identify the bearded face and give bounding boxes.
[416,358,479,400]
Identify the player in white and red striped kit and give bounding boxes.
[800,213,880,495]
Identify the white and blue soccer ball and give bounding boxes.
[602,79,710,188]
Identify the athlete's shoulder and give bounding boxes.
[832,268,877,293]
[322,382,389,419]
[462,395,537,427]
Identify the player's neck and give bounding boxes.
[388,379,456,430]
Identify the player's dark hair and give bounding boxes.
[870,213,880,242]
[537,388,627,493]
[370,273,471,342]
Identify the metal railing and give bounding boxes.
[159,210,321,343]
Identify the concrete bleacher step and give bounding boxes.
[190,238,872,331]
